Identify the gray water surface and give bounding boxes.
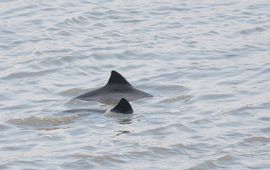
[1,0,270,169]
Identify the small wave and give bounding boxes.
[161,95,193,103]
[8,115,79,128]
[156,6,189,12]
[71,153,126,168]
[62,16,89,26]
[244,136,270,145]
[188,154,239,170]
[2,69,58,80]
[134,123,195,136]
[195,93,235,101]
[0,123,11,131]
[259,127,270,135]
[239,27,266,35]
[186,160,220,170]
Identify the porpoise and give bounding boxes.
[66,98,133,115]
[76,70,152,104]
[109,98,133,114]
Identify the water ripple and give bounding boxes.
[1,0,270,169]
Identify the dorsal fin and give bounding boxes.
[110,98,133,114]
[107,70,131,85]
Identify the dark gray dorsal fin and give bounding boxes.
[107,70,131,85]
[111,98,133,114]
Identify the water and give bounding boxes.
[0,0,270,169]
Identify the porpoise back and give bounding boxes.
[110,98,133,114]
[76,70,152,104]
